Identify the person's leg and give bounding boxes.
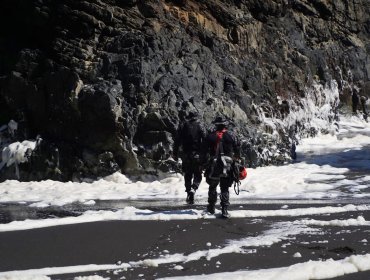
[185,164,203,204]
[207,185,217,214]
[184,171,195,204]
[183,156,195,204]
[184,171,193,193]
[192,164,202,191]
[182,156,195,204]
[220,177,233,218]
[206,177,218,214]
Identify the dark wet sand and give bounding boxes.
[1,205,370,279]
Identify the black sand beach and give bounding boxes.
[1,202,370,279]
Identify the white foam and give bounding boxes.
[3,253,369,280]
[0,264,128,280]
[0,275,50,280]
[158,254,370,280]
[0,204,368,232]
[0,115,369,206]
[73,276,108,280]
[299,216,370,227]
[0,140,37,170]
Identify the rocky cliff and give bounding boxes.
[0,0,369,181]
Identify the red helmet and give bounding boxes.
[239,167,247,180]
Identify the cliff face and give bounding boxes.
[0,0,369,181]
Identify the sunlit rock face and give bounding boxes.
[0,0,369,181]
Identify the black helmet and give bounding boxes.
[186,111,199,121]
[212,116,228,126]
[212,116,227,125]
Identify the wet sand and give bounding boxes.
[1,203,370,279]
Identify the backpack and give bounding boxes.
[182,121,202,150]
[207,129,233,180]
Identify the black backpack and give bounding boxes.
[182,121,202,150]
[207,131,233,180]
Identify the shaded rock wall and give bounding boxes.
[0,0,369,181]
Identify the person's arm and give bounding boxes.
[201,132,211,167]
[173,125,182,161]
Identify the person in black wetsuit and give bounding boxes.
[352,89,360,114]
[173,111,206,204]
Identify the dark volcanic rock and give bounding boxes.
[0,0,369,180]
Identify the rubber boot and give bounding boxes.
[186,189,195,205]
[207,204,215,214]
[207,185,217,214]
[221,206,230,218]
